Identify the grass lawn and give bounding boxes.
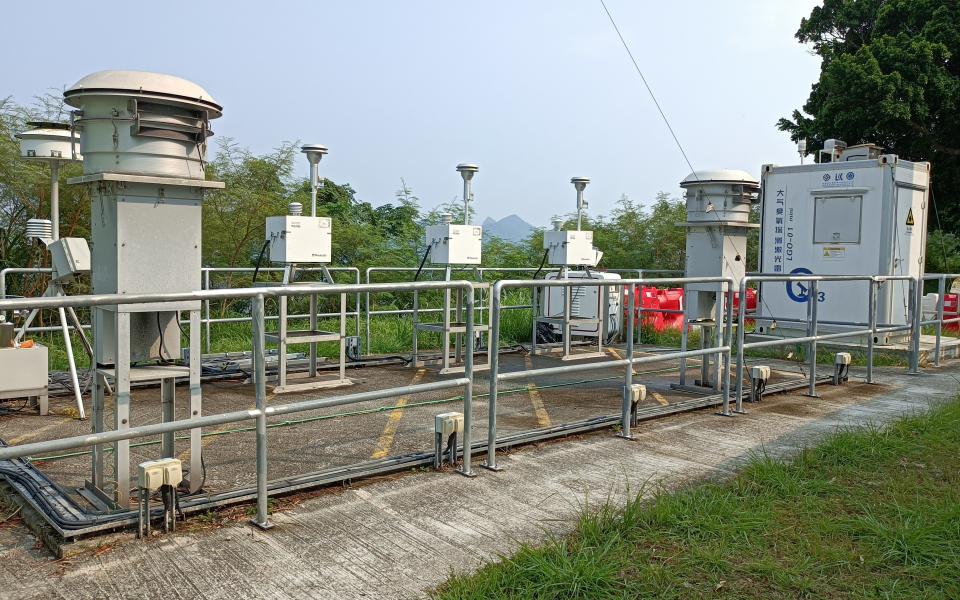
[433,397,960,599]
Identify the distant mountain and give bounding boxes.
[481,214,535,243]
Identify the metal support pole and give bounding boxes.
[806,281,819,397]
[188,310,202,492]
[411,290,419,366]
[733,279,748,414]
[720,280,734,416]
[57,306,85,418]
[484,283,503,471]
[909,277,921,374]
[620,283,636,438]
[250,294,272,529]
[867,279,877,384]
[114,311,131,506]
[563,285,572,358]
[934,276,945,367]
[204,269,212,354]
[365,269,373,356]
[160,378,175,457]
[309,293,318,378]
[459,285,475,477]
[50,161,60,241]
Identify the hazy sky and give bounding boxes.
[4,1,822,225]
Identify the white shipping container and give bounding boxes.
[757,155,929,334]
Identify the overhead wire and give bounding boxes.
[598,0,804,378]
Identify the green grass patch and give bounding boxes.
[433,397,960,599]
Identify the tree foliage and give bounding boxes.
[0,93,88,298]
[778,0,960,229]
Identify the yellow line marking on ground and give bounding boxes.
[370,369,426,459]
[651,392,670,406]
[523,356,552,428]
[7,419,68,445]
[606,347,638,374]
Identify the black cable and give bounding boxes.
[252,239,271,284]
[157,313,172,363]
[413,246,432,282]
[532,249,549,280]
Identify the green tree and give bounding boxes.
[778,0,960,230]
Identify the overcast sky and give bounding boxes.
[4,1,821,225]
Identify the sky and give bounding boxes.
[3,1,822,226]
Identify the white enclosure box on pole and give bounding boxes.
[757,150,930,337]
[679,170,760,320]
[266,215,333,263]
[543,230,603,267]
[426,222,483,265]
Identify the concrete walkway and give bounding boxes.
[0,365,956,600]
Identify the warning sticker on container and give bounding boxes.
[822,246,846,260]
[906,208,915,226]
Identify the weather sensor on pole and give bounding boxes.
[12,122,90,418]
[412,163,490,375]
[264,144,351,393]
[456,163,478,225]
[535,176,619,362]
[301,144,328,217]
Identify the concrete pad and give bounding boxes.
[0,359,956,600]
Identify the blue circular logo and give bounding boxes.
[786,267,813,303]
[846,171,855,180]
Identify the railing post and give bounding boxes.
[204,269,212,354]
[250,293,272,530]
[867,279,877,384]
[365,268,373,356]
[806,280,819,397]
[620,283,636,438]
[733,278,748,414]
[934,276,945,367]
[459,283,475,477]
[721,278,734,416]
[909,277,921,375]
[484,282,503,471]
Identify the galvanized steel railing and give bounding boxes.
[483,276,737,470]
[0,280,476,529]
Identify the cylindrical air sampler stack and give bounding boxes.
[64,70,224,504]
[678,170,760,321]
[64,70,225,364]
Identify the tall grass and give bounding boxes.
[433,397,960,599]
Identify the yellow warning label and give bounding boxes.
[906,208,915,226]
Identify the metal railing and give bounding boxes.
[201,267,362,354]
[483,276,736,470]
[733,274,918,414]
[921,273,960,367]
[0,279,476,528]
[363,266,541,355]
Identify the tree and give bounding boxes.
[778,0,960,230]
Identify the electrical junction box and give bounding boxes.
[626,384,646,403]
[434,412,464,437]
[266,215,332,264]
[835,352,852,366]
[49,237,90,282]
[138,458,183,491]
[757,154,930,339]
[542,270,622,338]
[543,230,603,267]
[750,365,771,381]
[426,224,482,265]
[0,345,48,396]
